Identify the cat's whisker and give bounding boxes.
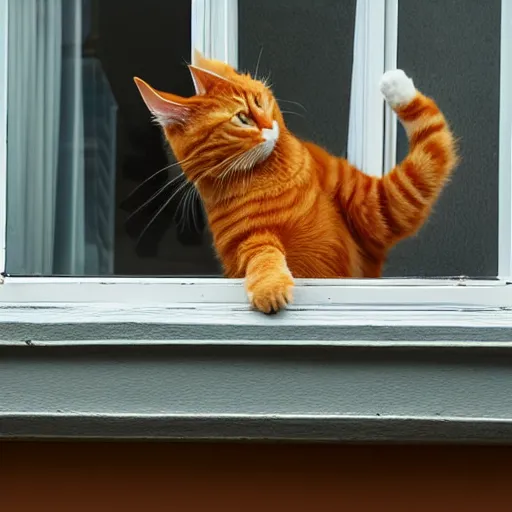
[184,185,200,232]
[179,189,191,231]
[174,182,192,230]
[260,71,272,89]
[229,141,271,179]
[277,98,307,112]
[173,178,204,234]
[217,143,269,195]
[137,178,194,244]
[126,159,189,201]
[126,172,187,222]
[214,150,255,197]
[254,46,264,81]
[189,187,200,232]
[217,152,247,181]
[281,110,305,119]
[207,150,244,181]
[218,159,243,195]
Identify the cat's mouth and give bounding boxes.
[255,120,279,164]
[262,120,279,144]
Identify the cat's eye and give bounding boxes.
[237,112,252,125]
[254,97,262,108]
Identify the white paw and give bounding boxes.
[380,69,416,108]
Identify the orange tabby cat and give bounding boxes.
[134,51,457,313]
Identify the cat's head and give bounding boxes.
[134,50,284,189]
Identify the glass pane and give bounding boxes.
[5,0,358,277]
[388,0,501,277]
[6,0,221,276]
[238,0,356,158]
[4,0,502,280]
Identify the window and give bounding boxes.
[2,0,388,277]
[1,0,512,443]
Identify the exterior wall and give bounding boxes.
[2,442,512,511]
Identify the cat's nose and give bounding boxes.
[252,110,274,130]
[258,116,274,130]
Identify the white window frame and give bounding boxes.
[0,0,7,277]
[499,0,512,277]
[2,0,512,443]
[191,0,238,68]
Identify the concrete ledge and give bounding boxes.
[2,324,512,442]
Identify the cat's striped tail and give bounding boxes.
[379,70,458,242]
[379,70,458,243]
[342,70,458,255]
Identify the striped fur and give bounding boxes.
[134,57,458,313]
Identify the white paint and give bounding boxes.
[0,277,511,309]
[2,300,512,326]
[380,69,416,109]
[191,0,238,68]
[5,338,512,349]
[347,0,387,177]
[499,0,512,279]
[0,0,7,275]
[383,0,398,174]
[2,276,505,286]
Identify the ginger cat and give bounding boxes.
[134,51,457,313]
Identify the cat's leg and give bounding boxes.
[339,70,457,252]
[237,232,294,314]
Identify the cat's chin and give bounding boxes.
[255,140,277,165]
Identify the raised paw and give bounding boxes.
[246,272,294,314]
[380,69,416,109]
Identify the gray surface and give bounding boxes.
[3,342,512,442]
[2,344,512,417]
[238,0,356,155]
[3,297,512,442]
[4,415,512,443]
[386,0,501,278]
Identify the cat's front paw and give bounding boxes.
[246,271,294,314]
[380,69,416,109]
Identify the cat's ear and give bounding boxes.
[188,64,232,95]
[133,77,190,126]
[190,48,239,90]
[192,48,210,69]
[192,49,237,76]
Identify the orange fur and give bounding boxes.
[134,54,458,313]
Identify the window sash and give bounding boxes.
[191,0,238,68]
[0,276,510,309]
[0,0,510,293]
[0,0,7,276]
[499,0,512,278]
[348,0,389,177]
[383,0,398,173]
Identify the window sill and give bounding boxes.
[1,277,512,443]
